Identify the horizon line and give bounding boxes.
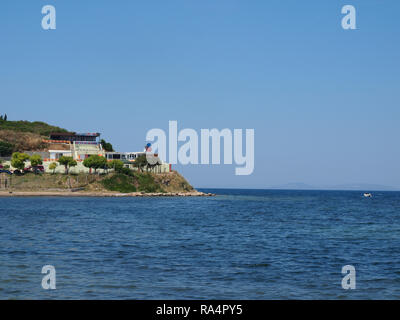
[195,187,400,192]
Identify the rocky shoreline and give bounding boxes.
[0,190,216,197]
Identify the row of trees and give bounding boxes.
[57,155,134,174]
[52,155,128,174]
[48,155,108,174]
[0,114,8,121]
[81,154,151,174]
[11,152,43,173]
[8,153,112,174]
[8,153,152,175]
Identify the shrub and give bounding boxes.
[107,159,124,172]
[30,154,43,167]
[136,172,163,193]
[49,162,57,174]
[11,152,30,170]
[101,174,137,193]
[0,141,14,156]
[119,167,134,176]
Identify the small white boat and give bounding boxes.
[363,193,372,198]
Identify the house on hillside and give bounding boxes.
[43,132,104,161]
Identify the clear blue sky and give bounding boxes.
[1,0,399,189]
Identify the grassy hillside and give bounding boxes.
[9,172,94,191]
[0,119,69,136]
[0,119,70,155]
[99,171,194,193]
[153,171,194,193]
[0,130,47,154]
[8,171,195,194]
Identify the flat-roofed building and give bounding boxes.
[43,132,104,161]
[72,141,104,160]
[49,150,72,160]
[105,152,145,161]
[48,132,100,143]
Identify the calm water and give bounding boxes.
[0,189,399,299]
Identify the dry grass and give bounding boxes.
[9,173,100,191]
[153,171,194,192]
[0,130,49,152]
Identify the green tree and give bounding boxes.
[4,114,7,121]
[107,159,124,172]
[82,157,93,173]
[133,154,148,172]
[83,155,107,174]
[69,159,77,172]
[100,139,114,152]
[0,141,14,157]
[58,156,76,174]
[11,152,30,171]
[30,154,43,174]
[49,162,57,174]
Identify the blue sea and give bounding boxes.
[0,189,399,299]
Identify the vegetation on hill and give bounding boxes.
[101,174,138,193]
[0,119,69,136]
[8,172,100,191]
[0,141,14,156]
[101,169,165,193]
[0,119,69,154]
[7,170,194,194]
[153,171,194,193]
[0,119,118,156]
[0,130,46,154]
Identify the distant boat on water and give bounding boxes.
[363,193,372,198]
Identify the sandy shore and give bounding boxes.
[0,190,215,197]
